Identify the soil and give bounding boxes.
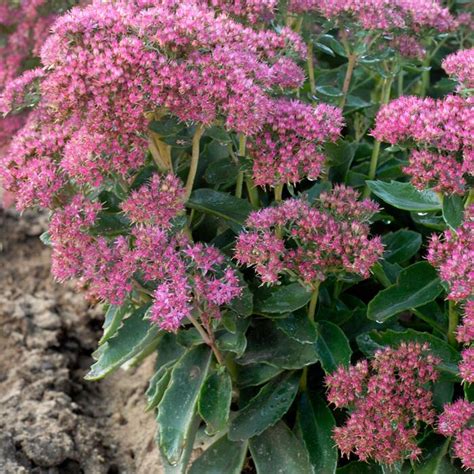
[0,209,164,473]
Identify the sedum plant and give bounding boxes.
[1,0,473,472]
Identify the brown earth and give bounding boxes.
[0,209,164,473]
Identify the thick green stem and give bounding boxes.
[188,314,225,366]
[307,283,320,322]
[235,134,246,198]
[274,184,284,203]
[465,188,474,208]
[363,75,394,197]
[448,301,459,347]
[246,178,260,208]
[307,42,316,96]
[185,124,205,200]
[397,68,404,97]
[300,283,320,391]
[339,53,357,109]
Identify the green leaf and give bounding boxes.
[442,194,464,230]
[189,436,248,474]
[227,272,253,317]
[229,371,300,441]
[337,462,383,473]
[315,321,352,373]
[187,189,253,225]
[238,320,319,369]
[368,262,444,323]
[275,312,318,344]
[414,439,460,474]
[249,422,313,474]
[357,329,460,377]
[382,230,422,264]
[204,126,232,144]
[367,181,441,211]
[411,211,446,231]
[235,364,283,388]
[99,303,131,345]
[149,116,185,136]
[146,334,185,410]
[316,85,343,97]
[254,283,312,315]
[157,345,212,464]
[297,393,337,474]
[314,41,335,56]
[85,305,158,380]
[39,231,51,246]
[204,159,239,185]
[318,34,347,57]
[198,370,232,435]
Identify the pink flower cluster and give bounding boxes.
[427,206,474,301]
[1,0,305,209]
[288,0,455,32]
[326,343,439,465]
[206,0,277,22]
[248,98,343,187]
[235,185,383,285]
[49,174,241,332]
[373,94,473,195]
[438,400,474,470]
[442,48,474,90]
[0,1,78,154]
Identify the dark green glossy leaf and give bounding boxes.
[318,34,347,57]
[204,159,239,185]
[187,189,253,225]
[357,329,460,376]
[254,283,312,315]
[86,305,157,380]
[99,303,132,345]
[442,194,464,230]
[235,364,283,388]
[368,262,443,323]
[275,312,318,344]
[146,367,172,411]
[227,272,253,317]
[367,181,441,211]
[297,393,337,474]
[414,439,460,473]
[337,462,383,473]
[315,321,352,373]
[313,41,335,56]
[204,126,232,144]
[249,422,313,474]
[238,320,319,369]
[189,436,247,474]
[411,211,446,231]
[229,371,300,441]
[198,370,232,435]
[149,116,185,136]
[316,85,343,97]
[157,345,212,464]
[382,229,422,264]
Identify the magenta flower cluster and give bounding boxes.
[49,174,241,332]
[248,98,344,187]
[326,342,439,465]
[427,206,474,302]
[373,90,473,195]
[438,399,474,470]
[0,0,305,210]
[442,48,474,90]
[235,185,383,286]
[288,0,455,32]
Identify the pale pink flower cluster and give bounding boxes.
[442,48,474,90]
[427,206,474,301]
[248,98,343,187]
[438,400,474,470]
[235,185,383,285]
[374,95,473,195]
[1,0,305,208]
[49,174,241,332]
[288,0,455,32]
[326,343,439,465]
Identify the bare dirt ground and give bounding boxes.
[0,210,164,473]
